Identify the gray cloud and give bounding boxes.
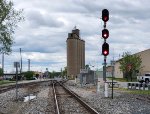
[4,0,150,72]
[13,33,67,53]
[26,10,65,28]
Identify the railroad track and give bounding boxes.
[53,81,99,114]
[0,80,99,114]
[0,85,16,93]
[0,80,51,94]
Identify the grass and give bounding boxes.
[107,77,137,82]
[117,88,150,95]
[0,80,15,85]
[128,90,150,95]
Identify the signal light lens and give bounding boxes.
[102,29,109,39]
[104,50,108,55]
[104,16,108,22]
[102,9,109,22]
[102,42,109,56]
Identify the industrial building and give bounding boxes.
[66,28,85,79]
[107,49,150,78]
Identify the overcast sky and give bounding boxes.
[2,0,150,73]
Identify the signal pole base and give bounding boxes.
[104,82,108,97]
[96,78,101,93]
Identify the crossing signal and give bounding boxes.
[102,42,109,56]
[102,29,109,39]
[102,9,109,22]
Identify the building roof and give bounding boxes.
[115,48,150,63]
[133,48,150,55]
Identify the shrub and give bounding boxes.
[24,71,34,80]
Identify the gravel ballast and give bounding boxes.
[0,80,149,114]
[0,82,55,114]
[65,80,150,114]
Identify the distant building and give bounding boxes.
[113,49,150,78]
[66,28,85,79]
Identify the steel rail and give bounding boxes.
[60,82,99,114]
[0,85,16,93]
[52,82,60,114]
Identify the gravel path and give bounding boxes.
[0,81,55,114]
[65,80,150,114]
[0,89,25,114]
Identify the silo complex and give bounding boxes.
[66,28,85,79]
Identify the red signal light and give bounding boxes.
[104,16,108,21]
[102,42,109,56]
[104,50,108,55]
[102,29,109,39]
[102,9,109,22]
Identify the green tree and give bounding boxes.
[0,0,24,54]
[24,71,34,80]
[0,68,3,76]
[51,71,61,78]
[62,67,67,78]
[119,52,142,81]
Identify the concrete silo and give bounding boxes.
[66,28,85,79]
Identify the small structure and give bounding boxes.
[79,69,97,86]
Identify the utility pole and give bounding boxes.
[28,59,30,71]
[46,68,48,78]
[20,48,22,78]
[2,53,4,77]
[111,60,115,99]
[14,62,20,101]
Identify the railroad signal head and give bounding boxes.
[102,29,109,39]
[102,42,109,56]
[102,9,109,22]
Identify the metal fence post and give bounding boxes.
[138,83,141,90]
[148,85,150,90]
[143,83,145,90]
